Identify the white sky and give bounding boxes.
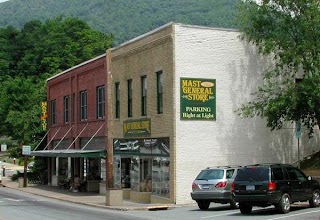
[0,0,10,3]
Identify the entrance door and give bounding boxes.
[121,158,131,188]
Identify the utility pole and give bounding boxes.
[295,121,301,169]
[24,155,28,187]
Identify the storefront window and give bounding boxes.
[130,157,140,191]
[114,156,121,188]
[139,158,152,192]
[152,157,170,198]
[86,158,101,180]
[113,138,170,198]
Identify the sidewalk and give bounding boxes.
[0,163,179,211]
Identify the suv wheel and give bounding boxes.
[197,200,210,210]
[239,203,252,214]
[230,198,239,209]
[309,189,320,208]
[276,193,291,214]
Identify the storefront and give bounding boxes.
[113,138,170,202]
[30,141,106,192]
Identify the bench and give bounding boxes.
[58,177,71,189]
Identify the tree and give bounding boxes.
[0,17,114,146]
[236,0,320,136]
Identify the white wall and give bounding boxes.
[172,24,320,204]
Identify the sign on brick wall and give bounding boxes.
[123,118,151,137]
[180,77,216,120]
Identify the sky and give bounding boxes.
[0,0,9,3]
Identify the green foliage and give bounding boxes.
[0,17,113,146]
[0,0,240,45]
[11,171,21,181]
[236,0,320,136]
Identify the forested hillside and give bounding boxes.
[0,18,113,146]
[0,0,240,44]
[0,0,240,151]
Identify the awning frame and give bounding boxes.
[30,123,106,158]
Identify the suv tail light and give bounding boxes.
[268,181,276,192]
[215,181,227,188]
[192,182,198,189]
[231,182,235,192]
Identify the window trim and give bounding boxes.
[141,75,147,116]
[115,82,120,118]
[80,90,88,121]
[128,79,133,117]
[96,85,105,119]
[156,71,163,114]
[51,100,56,126]
[64,96,70,123]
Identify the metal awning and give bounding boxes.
[29,149,106,158]
[31,123,106,158]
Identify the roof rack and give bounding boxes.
[247,163,293,167]
[206,165,242,169]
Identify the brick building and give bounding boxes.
[106,23,320,204]
[32,23,320,204]
[32,54,107,192]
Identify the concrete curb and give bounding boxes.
[0,180,177,211]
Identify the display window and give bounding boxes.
[113,138,170,198]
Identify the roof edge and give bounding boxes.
[47,53,106,82]
[110,22,174,51]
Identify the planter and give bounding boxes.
[106,189,123,206]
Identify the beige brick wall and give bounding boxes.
[107,24,176,203]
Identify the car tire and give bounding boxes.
[309,189,320,208]
[239,203,252,214]
[230,198,239,209]
[197,200,210,210]
[276,193,291,214]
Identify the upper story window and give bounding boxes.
[128,79,133,117]
[80,90,87,121]
[141,76,147,116]
[72,93,75,122]
[156,71,163,114]
[96,86,105,119]
[64,96,70,123]
[50,100,56,126]
[115,82,120,118]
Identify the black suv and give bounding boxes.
[232,164,320,214]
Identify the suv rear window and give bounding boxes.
[235,167,269,181]
[196,169,224,180]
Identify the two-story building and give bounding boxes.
[31,54,107,193]
[32,23,320,204]
[106,23,320,204]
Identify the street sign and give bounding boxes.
[1,144,7,152]
[295,121,301,139]
[22,145,31,155]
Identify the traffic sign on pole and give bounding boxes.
[295,121,301,139]
[22,145,31,155]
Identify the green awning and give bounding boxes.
[29,149,106,158]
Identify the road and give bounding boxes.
[0,187,320,220]
[0,187,148,220]
[133,203,320,220]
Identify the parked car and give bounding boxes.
[191,165,242,210]
[232,163,320,214]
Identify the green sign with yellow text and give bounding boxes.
[123,118,151,137]
[180,78,216,120]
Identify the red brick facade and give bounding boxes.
[46,54,107,150]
